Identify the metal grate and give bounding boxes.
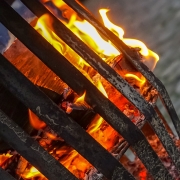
[0,0,180,179]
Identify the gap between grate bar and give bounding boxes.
[0,1,173,179]
[19,0,180,172]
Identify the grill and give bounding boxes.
[0,0,180,179]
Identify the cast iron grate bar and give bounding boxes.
[0,0,177,179]
[63,0,180,138]
[0,109,78,180]
[0,53,135,179]
[19,0,180,172]
[0,166,16,180]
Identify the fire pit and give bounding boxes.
[0,0,180,179]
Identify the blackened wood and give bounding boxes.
[0,2,173,179]
[0,54,135,180]
[63,0,180,138]
[0,110,77,180]
[0,167,15,180]
[19,1,180,171]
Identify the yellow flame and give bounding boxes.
[99,9,124,39]
[34,14,65,54]
[125,73,146,85]
[88,116,103,134]
[97,80,108,98]
[75,92,86,103]
[99,9,159,67]
[73,20,119,57]
[0,153,12,166]
[23,167,42,179]
[52,0,65,8]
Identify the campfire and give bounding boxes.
[0,0,180,179]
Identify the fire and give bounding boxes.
[22,167,43,179]
[29,109,46,130]
[0,153,12,167]
[75,91,86,103]
[125,73,146,85]
[3,2,160,179]
[99,9,159,70]
[73,20,119,56]
[97,80,108,98]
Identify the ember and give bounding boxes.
[0,0,180,180]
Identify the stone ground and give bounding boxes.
[0,0,180,129]
[82,0,180,127]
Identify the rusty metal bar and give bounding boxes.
[0,167,16,180]
[63,0,180,138]
[0,109,77,180]
[0,1,174,179]
[19,0,180,172]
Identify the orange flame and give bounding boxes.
[28,110,46,130]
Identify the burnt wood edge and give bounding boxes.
[0,54,135,179]
[0,166,16,180]
[0,2,173,179]
[63,0,180,138]
[20,0,180,171]
[0,109,78,180]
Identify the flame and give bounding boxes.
[88,116,103,134]
[99,9,159,70]
[34,14,65,54]
[28,109,46,130]
[97,80,108,98]
[125,73,146,85]
[23,167,42,179]
[75,91,86,103]
[99,9,124,39]
[45,132,58,140]
[0,153,12,166]
[52,0,65,8]
[73,20,119,57]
